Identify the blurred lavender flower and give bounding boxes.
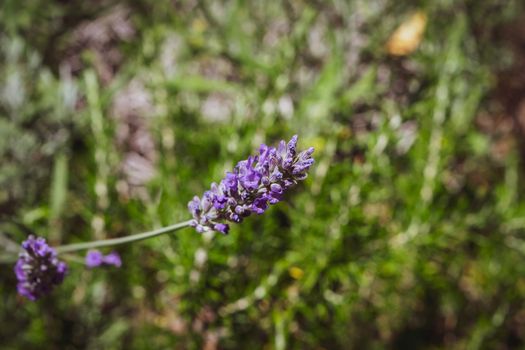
[14,235,67,301]
[103,252,122,267]
[188,135,314,234]
[85,250,122,268]
[85,250,104,267]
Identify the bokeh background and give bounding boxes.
[2,0,525,348]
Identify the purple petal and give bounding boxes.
[103,252,122,268]
[252,197,268,214]
[85,250,104,268]
[214,223,230,234]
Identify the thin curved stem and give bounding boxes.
[55,220,193,254]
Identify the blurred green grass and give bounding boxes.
[1,0,525,349]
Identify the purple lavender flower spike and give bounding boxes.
[188,135,314,233]
[85,250,122,268]
[14,235,68,301]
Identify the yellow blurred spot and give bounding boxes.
[386,11,427,56]
[309,136,326,153]
[289,266,304,280]
[192,18,208,33]
[188,36,204,48]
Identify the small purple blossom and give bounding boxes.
[14,235,67,301]
[103,252,122,267]
[188,135,314,233]
[85,250,104,267]
[85,250,122,268]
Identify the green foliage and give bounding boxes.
[1,0,524,349]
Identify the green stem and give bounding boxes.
[55,220,193,254]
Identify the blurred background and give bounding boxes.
[2,0,525,348]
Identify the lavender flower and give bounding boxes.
[188,135,314,233]
[103,252,122,267]
[85,250,104,267]
[85,250,122,268]
[14,235,67,301]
